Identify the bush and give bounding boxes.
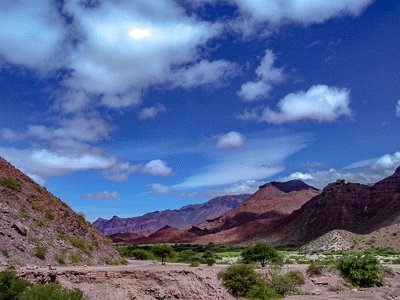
[242,243,283,267]
[70,237,93,254]
[0,270,29,300]
[33,245,47,260]
[307,262,325,276]
[70,253,81,265]
[205,256,216,266]
[247,283,282,300]
[270,271,305,296]
[337,254,383,287]
[19,283,85,300]
[218,264,262,297]
[131,249,150,260]
[55,251,67,265]
[0,177,21,192]
[189,261,200,267]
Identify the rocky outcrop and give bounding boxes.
[268,166,400,246]
[0,156,120,266]
[93,194,249,235]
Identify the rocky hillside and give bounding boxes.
[193,181,319,236]
[93,194,249,235]
[0,157,120,266]
[269,166,400,246]
[129,180,319,244]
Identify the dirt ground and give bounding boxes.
[3,261,400,300]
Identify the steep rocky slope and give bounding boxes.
[93,194,249,235]
[269,166,400,246]
[0,157,120,266]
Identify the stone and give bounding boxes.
[11,222,28,236]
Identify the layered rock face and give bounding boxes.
[93,194,249,235]
[0,157,120,266]
[271,167,400,245]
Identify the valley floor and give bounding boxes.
[2,261,400,300]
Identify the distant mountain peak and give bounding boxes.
[259,180,319,193]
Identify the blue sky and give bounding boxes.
[1,0,400,221]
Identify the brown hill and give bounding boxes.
[93,194,249,235]
[0,157,120,266]
[193,181,319,238]
[135,225,198,244]
[126,180,319,244]
[268,166,400,246]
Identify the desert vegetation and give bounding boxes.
[0,270,85,300]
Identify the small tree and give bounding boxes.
[242,243,283,267]
[151,244,174,265]
[0,270,29,300]
[218,264,262,297]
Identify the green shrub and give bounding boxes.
[70,237,93,254]
[307,262,325,276]
[0,248,9,258]
[33,246,47,260]
[0,270,29,300]
[55,251,67,265]
[242,243,283,267]
[189,261,200,267]
[70,253,81,265]
[218,264,262,297]
[19,283,85,300]
[1,177,21,192]
[270,271,305,296]
[131,249,150,260]
[337,254,383,287]
[247,283,282,300]
[205,256,216,266]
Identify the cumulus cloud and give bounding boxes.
[216,131,246,149]
[229,0,373,30]
[239,85,351,123]
[82,191,120,200]
[280,151,400,189]
[175,135,308,189]
[238,49,284,101]
[149,183,174,195]
[396,100,400,117]
[141,159,172,176]
[0,1,67,71]
[138,104,166,120]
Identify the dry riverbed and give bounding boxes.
[2,261,400,300]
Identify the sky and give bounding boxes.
[0,0,400,221]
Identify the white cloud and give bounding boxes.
[239,85,351,123]
[60,0,227,107]
[216,131,246,149]
[175,135,308,189]
[0,147,117,183]
[0,1,67,71]
[396,100,400,117]
[149,183,174,195]
[238,49,284,101]
[171,59,238,89]
[230,0,373,26]
[139,104,166,120]
[82,191,120,200]
[281,151,400,189]
[141,159,172,176]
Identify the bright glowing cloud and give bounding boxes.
[129,27,151,39]
[216,131,246,149]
